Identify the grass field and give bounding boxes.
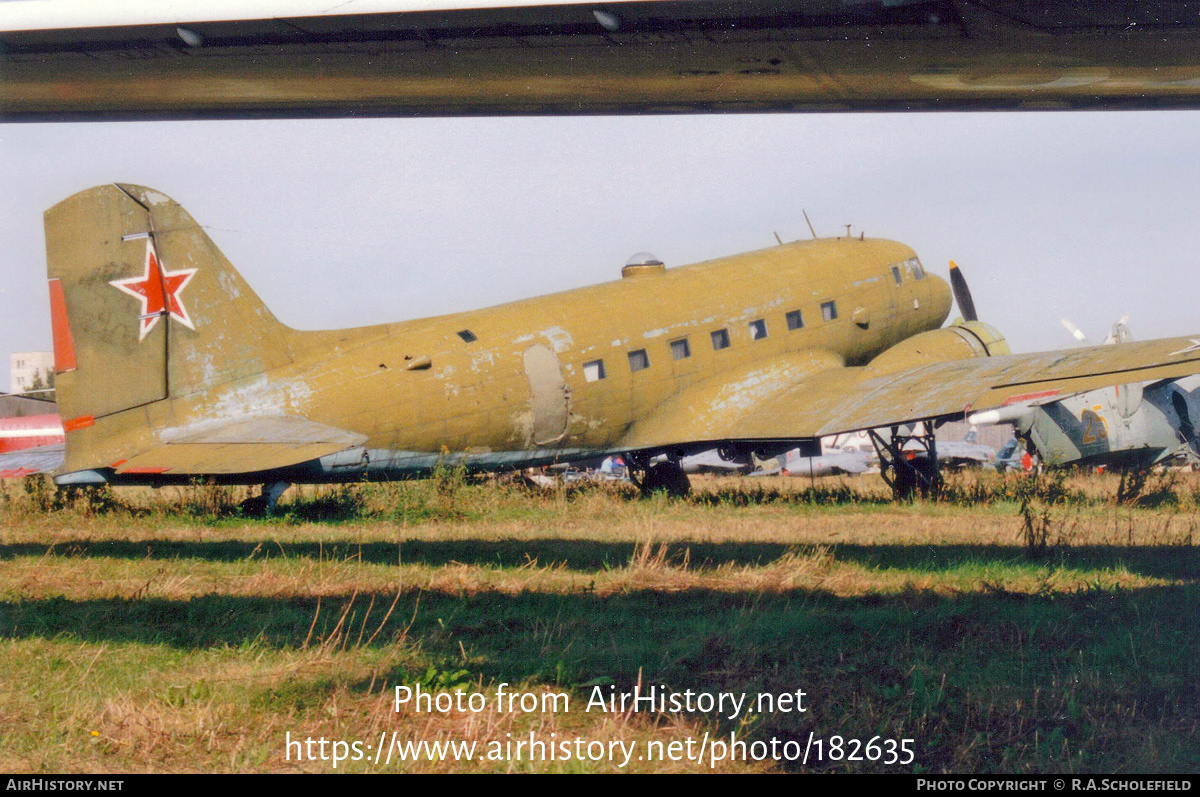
[1,470,1197,773]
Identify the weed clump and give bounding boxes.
[12,476,137,517]
[1013,471,1082,559]
[1117,468,1181,509]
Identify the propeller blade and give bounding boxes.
[1061,318,1089,343]
[948,260,978,322]
[1106,316,1133,345]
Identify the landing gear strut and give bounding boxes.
[869,425,942,501]
[626,453,691,498]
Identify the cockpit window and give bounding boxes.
[910,257,925,280]
[891,265,902,285]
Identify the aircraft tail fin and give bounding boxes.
[45,184,295,474]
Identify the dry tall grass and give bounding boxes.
[1,469,1197,773]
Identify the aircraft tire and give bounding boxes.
[892,456,942,500]
[239,494,270,517]
[640,462,691,497]
[892,462,918,500]
[911,456,943,499]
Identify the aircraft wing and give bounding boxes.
[0,443,65,477]
[7,1,1200,120]
[108,416,367,476]
[620,335,1200,449]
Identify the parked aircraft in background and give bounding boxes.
[970,322,1200,471]
[754,446,871,478]
[902,426,995,469]
[0,413,64,477]
[970,375,1200,471]
[678,450,753,476]
[993,438,1031,473]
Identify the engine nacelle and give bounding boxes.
[868,321,1010,375]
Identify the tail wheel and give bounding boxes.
[639,462,691,497]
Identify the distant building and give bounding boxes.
[10,351,54,395]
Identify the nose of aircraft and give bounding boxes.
[927,272,954,327]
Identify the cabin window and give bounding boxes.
[583,359,606,382]
[910,258,925,280]
[711,329,730,350]
[891,265,902,285]
[786,310,803,331]
[628,349,650,373]
[457,329,477,342]
[821,301,838,322]
[749,319,768,340]
[670,338,691,360]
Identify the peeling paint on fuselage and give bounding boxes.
[539,326,573,353]
[272,236,952,465]
[207,374,315,421]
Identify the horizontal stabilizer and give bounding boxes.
[112,415,366,476]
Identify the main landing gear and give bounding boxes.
[869,425,943,501]
[626,453,691,498]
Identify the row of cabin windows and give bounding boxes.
[461,259,907,354]
[581,300,840,383]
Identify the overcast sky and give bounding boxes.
[2,111,1199,392]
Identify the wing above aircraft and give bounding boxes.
[7,0,1200,120]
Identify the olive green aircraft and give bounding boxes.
[42,184,1200,507]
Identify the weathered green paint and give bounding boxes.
[43,184,1200,482]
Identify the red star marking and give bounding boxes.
[110,239,197,341]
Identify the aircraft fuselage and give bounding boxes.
[105,237,952,481]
